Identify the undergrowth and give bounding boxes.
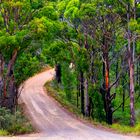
[0,107,34,136]
[45,81,140,136]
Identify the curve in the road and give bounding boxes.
[18,69,140,140]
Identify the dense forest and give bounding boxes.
[0,0,140,133]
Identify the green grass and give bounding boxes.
[45,81,140,136]
[111,123,140,135]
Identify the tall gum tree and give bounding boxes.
[0,0,46,109]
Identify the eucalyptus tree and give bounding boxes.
[0,0,48,109]
[61,0,89,115]
[127,0,140,126]
[117,0,140,126]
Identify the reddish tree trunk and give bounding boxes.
[3,50,17,98]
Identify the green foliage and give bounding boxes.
[61,63,76,100]
[0,0,140,134]
[57,0,68,15]
[44,40,68,65]
[14,52,41,86]
[38,4,59,20]
[61,0,80,20]
[89,84,105,122]
[30,0,45,9]
[79,3,96,18]
[136,38,140,53]
[129,19,140,32]
[0,130,9,136]
[111,123,140,135]
[0,107,33,135]
[0,0,62,88]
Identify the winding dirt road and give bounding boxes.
[1,69,140,140]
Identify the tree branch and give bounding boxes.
[112,95,129,113]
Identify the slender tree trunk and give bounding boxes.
[80,71,85,116]
[115,60,119,87]
[55,64,61,84]
[122,75,125,112]
[136,61,139,84]
[121,57,126,112]
[77,75,80,108]
[129,60,135,126]
[85,78,90,117]
[90,51,94,84]
[128,39,135,126]
[127,3,135,127]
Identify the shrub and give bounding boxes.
[0,130,9,136]
[0,107,33,135]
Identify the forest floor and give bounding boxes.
[8,68,139,140]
